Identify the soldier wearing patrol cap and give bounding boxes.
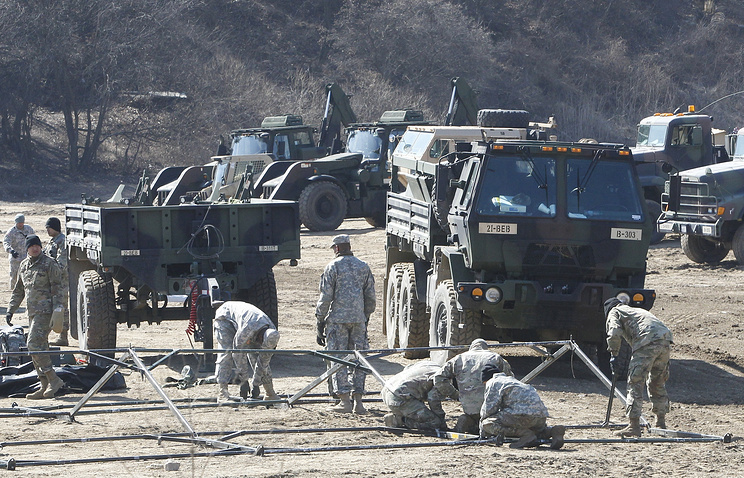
[316,234,376,414]
[3,213,34,290]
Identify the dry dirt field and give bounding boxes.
[0,194,742,478]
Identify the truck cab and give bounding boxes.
[228,115,326,162]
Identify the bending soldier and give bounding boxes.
[213,301,280,403]
[433,338,513,434]
[604,297,673,437]
[382,361,447,431]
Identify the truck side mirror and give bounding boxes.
[668,175,681,211]
[661,162,674,174]
[450,179,466,189]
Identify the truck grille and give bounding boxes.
[661,180,718,217]
[522,244,595,275]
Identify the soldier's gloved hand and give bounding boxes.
[239,381,251,400]
[316,318,326,346]
[316,333,326,347]
[609,355,617,375]
[10,250,18,259]
[5,313,12,326]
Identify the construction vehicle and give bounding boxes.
[657,127,744,264]
[631,106,729,243]
[384,122,656,368]
[65,157,301,355]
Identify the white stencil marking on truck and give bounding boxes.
[259,245,279,251]
[121,250,141,256]
[611,228,642,241]
[479,223,518,235]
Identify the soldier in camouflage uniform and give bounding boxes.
[382,360,448,431]
[433,338,514,434]
[213,301,280,403]
[316,234,376,414]
[4,235,66,399]
[3,213,34,293]
[43,217,69,346]
[480,364,565,449]
[604,297,673,437]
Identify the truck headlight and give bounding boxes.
[485,287,502,303]
[616,292,631,305]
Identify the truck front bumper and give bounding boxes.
[657,216,722,237]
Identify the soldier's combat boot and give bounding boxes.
[352,393,367,415]
[42,370,65,398]
[654,413,666,429]
[263,382,280,401]
[329,393,352,413]
[549,425,566,450]
[384,413,402,428]
[25,375,49,400]
[510,430,538,449]
[50,331,69,346]
[615,417,642,437]
[217,384,231,403]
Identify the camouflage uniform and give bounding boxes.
[433,338,513,434]
[316,251,375,395]
[3,224,35,290]
[43,233,69,336]
[382,361,447,430]
[7,253,64,375]
[480,373,550,439]
[213,301,278,388]
[606,304,673,419]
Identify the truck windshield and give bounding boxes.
[232,135,269,155]
[637,124,667,147]
[476,156,557,217]
[567,158,644,221]
[347,130,382,159]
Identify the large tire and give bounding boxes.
[299,181,348,231]
[77,270,117,354]
[364,212,386,228]
[385,264,404,348]
[731,226,744,264]
[477,109,530,128]
[429,280,481,364]
[681,234,729,264]
[646,199,665,245]
[67,257,95,340]
[235,270,279,327]
[398,265,429,359]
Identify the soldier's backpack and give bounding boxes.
[0,325,28,367]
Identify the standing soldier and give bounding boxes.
[213,301,280,403]
[3,213,34,293]
[382,360,447,431]
[44,217,69,346]
[480,364,565,449]
[316,234,376,414]
[604,297,673,437]
[433,338,514,434]
[4,235,66,399]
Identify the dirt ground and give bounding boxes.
[0,192,742,477]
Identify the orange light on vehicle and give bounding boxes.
[471,288,484,300]
[542,146,554,152]
[571,147,582,153]
[619,150,630,156]
[717,207,725,216]
[688,105,696,113]
[492,144,504,151]
[557,147,568,152]
[632,293,645,302]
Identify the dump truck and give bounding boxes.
[657,127,744,264]
[631,106,729,243]
[65,157,301,354]
[384,132,656,369]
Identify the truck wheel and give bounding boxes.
[681,235,729,264]
[67,257,95,340]
[364,212,386,228]
[429,280,481,364]
[77,270,117,354]
[477,109,530,129]
[646,199,665,245]
[385,264,404,348]
[732,226,744,264]
[299,181,348,231]
[236,270,279,327]
[398,265,429,359]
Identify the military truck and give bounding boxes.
[384,135,656,367]
[657,127,744,264]
[632,106,729,243]
[65,158,301,354]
